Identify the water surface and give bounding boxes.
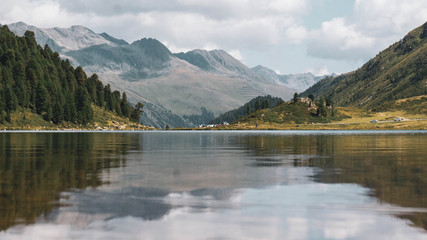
[0,130,426,239]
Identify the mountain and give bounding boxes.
[6,22,295,128]
[86,53,295,127]
[175,49,260,80]
[251,65,326,92]
[7,22,128,54]
[0,25,141,128]
[302,22,427,110]
[66,38,172,80]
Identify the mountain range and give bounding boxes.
[199,22,426,129]
[6,22,325,128]
[251,65,326,92]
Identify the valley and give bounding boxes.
[5,22,325,128]
[1,21,425,130]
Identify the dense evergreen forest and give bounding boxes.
[0,25,142,125]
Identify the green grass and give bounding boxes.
[238,102,346,125]
[302,22,427,111]
[373,95,427,114]
[202,104,426,130]
[0,105,154,130]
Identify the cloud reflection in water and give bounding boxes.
[2,180,426,240]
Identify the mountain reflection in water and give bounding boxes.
[0,131,426,239]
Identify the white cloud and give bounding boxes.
[305,64,329,76]
[354,0,427,36]
[0,0,88,28]
[315,65,329,76]
[0,0,308,47]
[228,50,244,62]
[285,24,308,43]
[0,0,426,74]
[128,12,285,51]
[267,0,308,14]
[160,41,191,54]
[307,18,375,60]
[306,0,427,61]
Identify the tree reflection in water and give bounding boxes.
[0,131,426,234]
[0,132,139,230]
[239,133,427,230]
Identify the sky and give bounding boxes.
[0,0,426,75]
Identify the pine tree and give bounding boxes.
[5,110,11,123]
[5,85,18,111]
[325,97,333,107]
[0,27,139,127]
[104,84,113,111]
[74,66,86,86]
[317,97,327,117]
[255,101,260,111]
[64,93,77,123]
[112,90,122,115]
[262,99,269,109]
[86,74,98,104]
[52,101,64,124]
[293,92,299,103]
[95,80,104,107]
[24,30,37,49]
[75,87,93,124]
[120,92,131,118]
[36,83,49,114]
[130,102,144,123]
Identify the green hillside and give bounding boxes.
[210,95,284,124]
[302,22,427,111]
[235,97,345,126]
[0,25,143,128]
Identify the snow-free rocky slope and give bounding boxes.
[7,22,127,53]
[7,22,301,128]
[251,65,326,93]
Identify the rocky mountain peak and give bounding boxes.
[7,22,127,53]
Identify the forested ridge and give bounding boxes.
[0,25,142,125]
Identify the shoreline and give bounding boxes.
[1,117,426,132]
[2,128,426,132]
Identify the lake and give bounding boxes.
[0,130,426,239]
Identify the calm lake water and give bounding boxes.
[0,130,426,240]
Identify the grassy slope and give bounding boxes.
[237,102,345,124]
[197,96,426,130]
[213,111,426,130]
[302,22,427,110]
[0,105,154,130]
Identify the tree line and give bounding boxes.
[0,26,142,124]
[210,95,284,124]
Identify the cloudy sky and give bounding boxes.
[1,0,426,75]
